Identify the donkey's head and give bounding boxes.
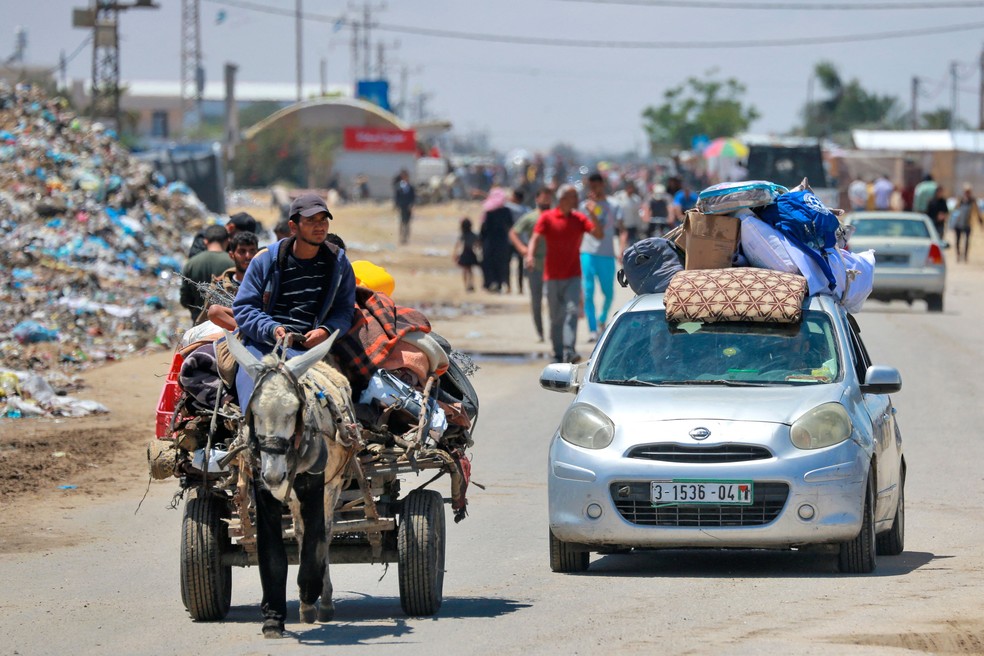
[225,331,338,501]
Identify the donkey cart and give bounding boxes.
[150,334,478,624]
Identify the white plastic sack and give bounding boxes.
[738,211,798,274]
[740,211,843,296]
[180,320,224,348]
[839,249,876,314]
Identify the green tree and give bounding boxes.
[238,100,285,130]
[920,107,970,130]
[641,70,759,154]
[232,122,338,188]
[801,61,901,139]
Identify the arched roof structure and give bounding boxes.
[242,96,408,141]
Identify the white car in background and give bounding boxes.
[845,211,947,313]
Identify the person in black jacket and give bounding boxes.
[394,169,416,244]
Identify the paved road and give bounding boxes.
[3,270,984,655]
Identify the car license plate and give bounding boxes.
[651,480,753,506]
[876,253,909,265]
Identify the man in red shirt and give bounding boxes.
[526,184,603,363]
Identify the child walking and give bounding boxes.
[452,217,481,292]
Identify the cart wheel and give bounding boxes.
[398,489,445,616]
[180,491,232,621]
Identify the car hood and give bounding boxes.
[576,382,845,426]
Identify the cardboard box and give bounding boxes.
[680,210,740,270]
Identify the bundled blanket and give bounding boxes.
[335,288,432,390]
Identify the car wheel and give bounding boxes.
[926,294,944,313]
[839,474,876,574]
[549,529,589,573]
[876,467,905,556]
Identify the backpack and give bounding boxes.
[755,190,842,291]
[617,237,685,295]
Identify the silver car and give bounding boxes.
[541,294,905,574]
[845,211,946,312]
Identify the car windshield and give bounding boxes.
[851,218,930,238]
[593,310,840,386]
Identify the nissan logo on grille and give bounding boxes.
[689,427,711,441]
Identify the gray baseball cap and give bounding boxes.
[289,193,334,220]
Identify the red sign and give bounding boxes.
[343,127,416,153]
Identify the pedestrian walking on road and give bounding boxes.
[394,169,416,244]
[526,185,603,363]
[951,184,983,262]
[873,174,894,211]
[579,172,621,342]
[479,187,514,293]
[509,186,552,341]
[452,217,481,292]
[614,179,644,252]
[926,185,950,241]
[505,189,529,294]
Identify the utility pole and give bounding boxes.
[223,62,238,172]
[73,0,159,129]
[295,0,302,102]
[350,19,359,89]
[400,63,408,117]
[320,57,327,96]
[979,43,984,130]
[911,76,919,130]
[362,3,371,79]
[180,0,203,132]
[951,60,959,131]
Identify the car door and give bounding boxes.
[846,315,900,523]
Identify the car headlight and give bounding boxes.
[560,403,615,449]
[790,403,853,450]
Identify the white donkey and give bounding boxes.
[225,331,359,638]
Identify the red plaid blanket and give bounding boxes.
[335,288,431,389]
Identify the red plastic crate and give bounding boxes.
[155,352,184,438]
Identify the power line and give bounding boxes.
[41,35,92,75]
[204,0,984,50]
[562,0,984,9]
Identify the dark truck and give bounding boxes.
[745,140,839,208]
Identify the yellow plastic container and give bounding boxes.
[351,260,395,297]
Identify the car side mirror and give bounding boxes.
[861,365,902,394]
[540,363,578,393]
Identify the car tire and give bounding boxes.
[839,474,877,574]
[876,467,905,556]
[549,529,589,573]
[926,294,944,313]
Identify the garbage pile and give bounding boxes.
[0,82,212,417]
[619,178,876,314]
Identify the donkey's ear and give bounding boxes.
[223,330,264,380]
[285,330,339,379]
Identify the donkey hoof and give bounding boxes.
[262,619,285,639]
[299,602,318,624]
[318,602,335,623]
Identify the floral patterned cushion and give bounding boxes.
[664,268,808,324]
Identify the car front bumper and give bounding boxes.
[548,427,868,550]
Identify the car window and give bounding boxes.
[851,218,930,238]
[845,314,872,381]
[593,310,840,386]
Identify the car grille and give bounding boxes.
[610,481,789,527]
[626,444,773,463]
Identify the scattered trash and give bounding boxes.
[0,82,216,416]
[57,484,78,490]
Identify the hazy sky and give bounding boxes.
[3,0,983,153]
